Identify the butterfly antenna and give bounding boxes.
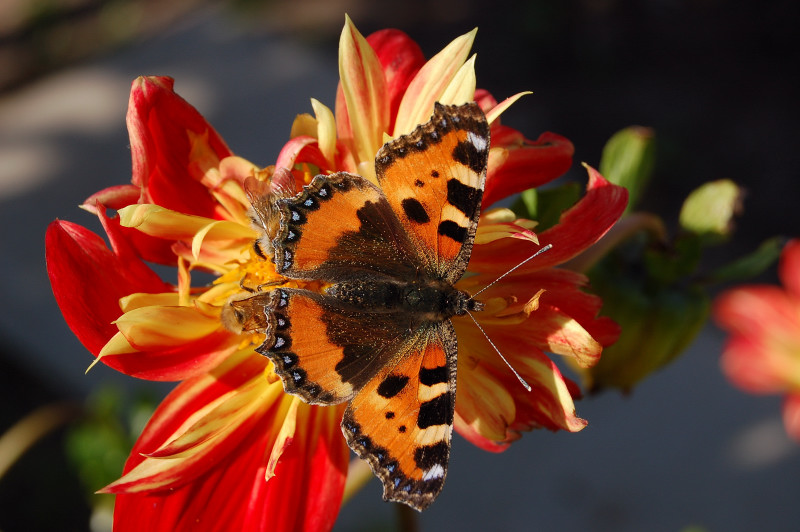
[465,310,532,392]
[471,243,553,300]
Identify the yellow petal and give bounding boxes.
[119,292,180,313]
[456,363,516,442]
[517,356,587,433]
[114,305,221,348]
[438,55,477,106]
[485,91,532,125]
[265,396,300,480]
[148,375,282,459]
[118,204,256,242]
[339,15,389,166]
[393,28,476,136]
[311,98,337,167]
[87,331,138,373]
[289,112,318,139]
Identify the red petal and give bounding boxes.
[483,128,574,207]
[127,76,232,219]
[366,29,425,132]
[780,239,800,299]
[276,135,330,172]
[82,185,141,212]
[783,394,800,442]
[45,220,170,356]
[470,166,628,273]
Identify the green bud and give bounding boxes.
[679,179,743,243]
[599,126,655,213]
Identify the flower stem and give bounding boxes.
[396,502,419,532]
[0,402,82,480]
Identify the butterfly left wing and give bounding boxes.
[342,320,457,511]
[375,102,490,283]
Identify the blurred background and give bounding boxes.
[1,0,798,530]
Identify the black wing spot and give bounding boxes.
[452,138,487,174]
[377,375,410,398]
[417,394,452,429]
[419,366,448,386]
[446,179,482,218]
[401,198,431,224]
[437,220,467,243]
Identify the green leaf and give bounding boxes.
[510,182,582,231]
[599,126,655,212]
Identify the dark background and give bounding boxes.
[1,1,798,530]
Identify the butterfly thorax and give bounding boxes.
[325,279,483,319]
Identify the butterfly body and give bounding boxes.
[239,102,490,510]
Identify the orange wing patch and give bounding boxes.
[376,103,490,282]
[342,322,457,511]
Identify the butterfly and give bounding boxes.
[231,102,490,511]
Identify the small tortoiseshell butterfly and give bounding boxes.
[234,102,490,510]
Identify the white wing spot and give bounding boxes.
[467,131,488,152]
[422,463,445,481]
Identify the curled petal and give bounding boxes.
[276,135,330,173]
[127,76,232,219]
[46,220,170,356]
[483,129,574,208]
[471,165,628,273]
[82,184,141,213]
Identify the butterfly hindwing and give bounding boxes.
[375,102,490,282]
[256,287,411,405]
[342,321,457,511]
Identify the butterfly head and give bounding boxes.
[448,288,484,316]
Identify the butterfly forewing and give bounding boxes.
[376,102,490,283]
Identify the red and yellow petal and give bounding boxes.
[107,351,348,531]
[453,321,586,451]
[366,29,425,133]
[338,16,389,170]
